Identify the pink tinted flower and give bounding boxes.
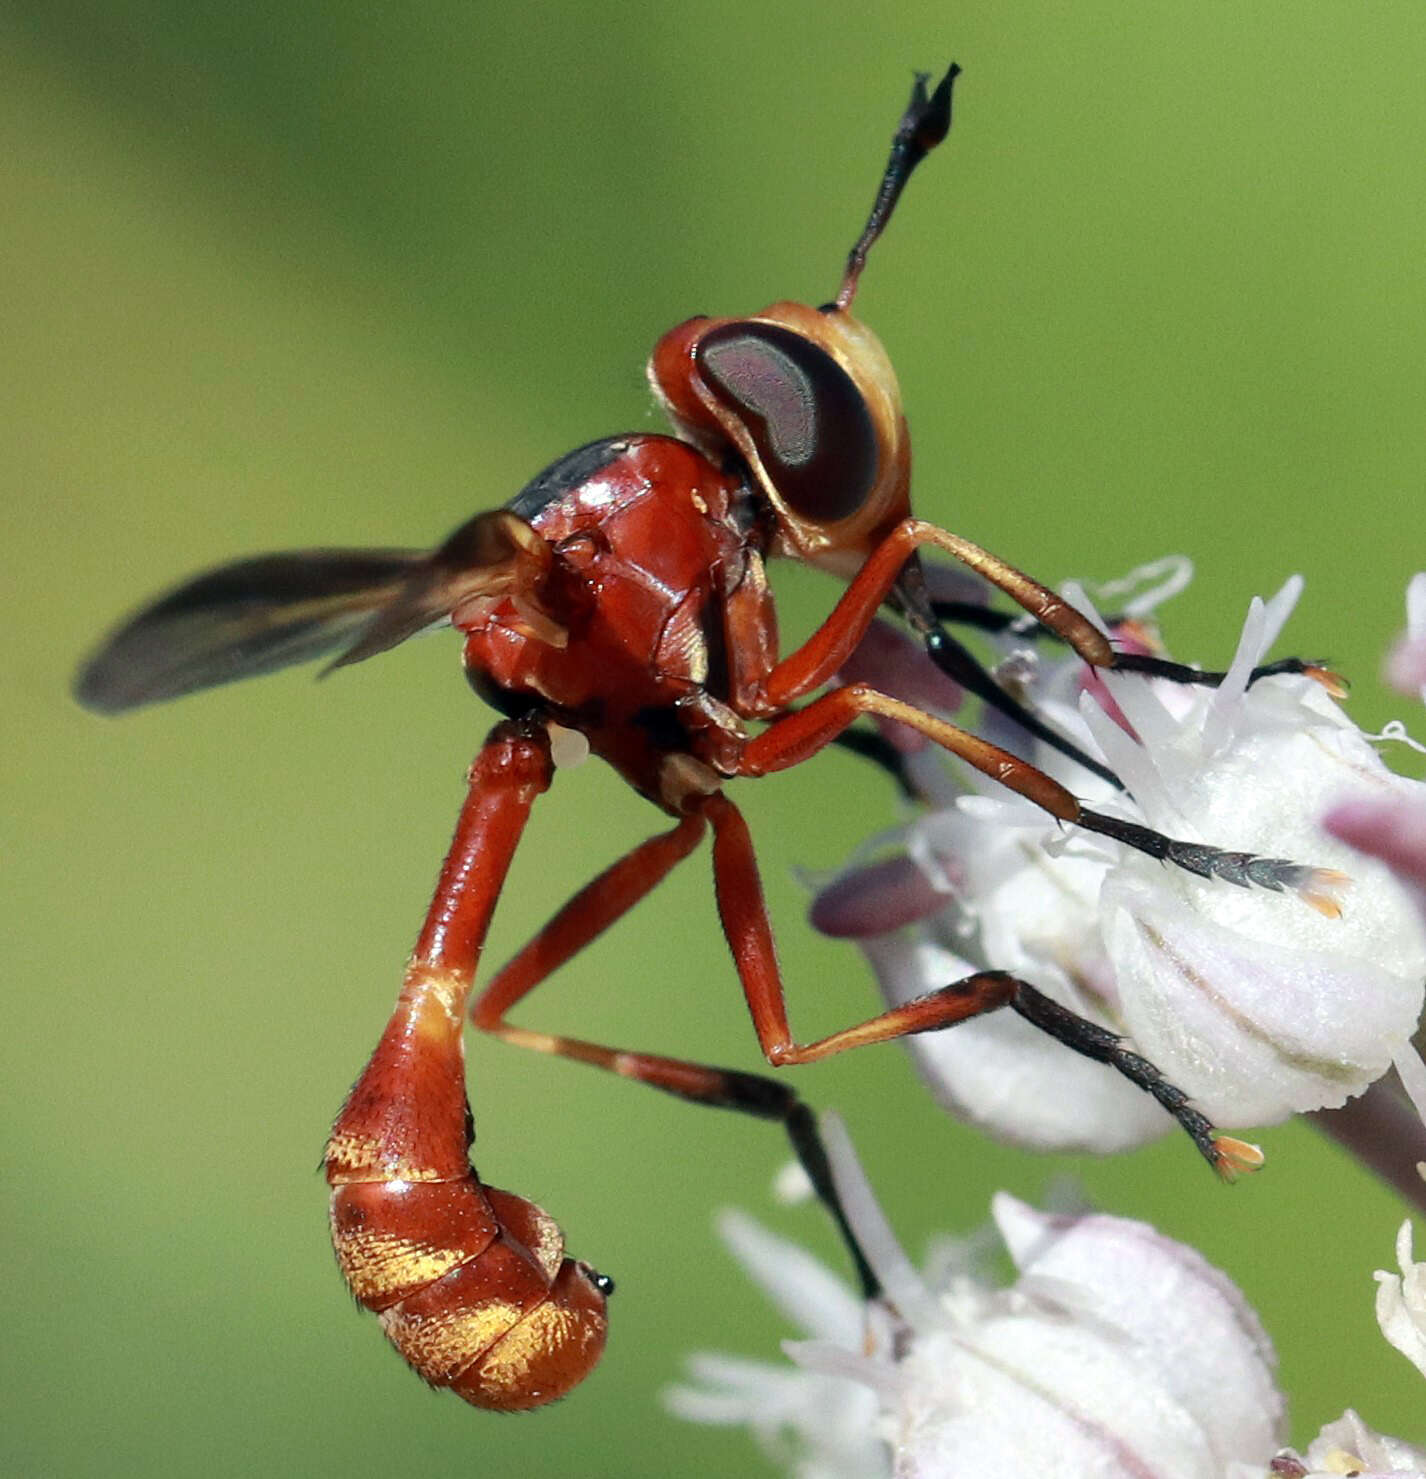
[1326,798,1426,934]
[1237,1410,1426,1478]
[669,1117,1424,1478]
[670,1122,1426,1478]
[1324,572,1426,935]
[1321,573,1426,1128]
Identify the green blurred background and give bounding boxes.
[6,3,1426,1475]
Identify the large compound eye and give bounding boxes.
[695,322,878,523]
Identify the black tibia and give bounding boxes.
[930,599,1331,692]
[923,627,1123,791]
[929,600,1046,638]
[1108,652,1335,688]
[1076,808,1317,895]
[829,727,921,798]
[1003,975,1223,1168]
[647,1064,879,1300]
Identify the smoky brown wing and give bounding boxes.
[74,549,426,714]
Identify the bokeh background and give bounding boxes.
[6,3,1426,1475]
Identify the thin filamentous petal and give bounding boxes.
[820,1114,943,1334]
[1203,593,1271,755]
[717,1210,867,1347]
[1079,689,1182,823]
[667,1353,889,1479]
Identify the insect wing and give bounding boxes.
[328,508,559,668]
[74,549,425,713]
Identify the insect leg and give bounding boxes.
[906,622,1122,789]
[738,684,1346,913]
[929,598,1343,696]
[894,527,1345,697]
[750,518,1341,742]
[740,521,1118,787]
[827,727,921,798]
[469,814,881,1298]
[326,719,611,1412]
[472,811,709,1022]
[752,518,1112,707]
[700,792,1258,1180]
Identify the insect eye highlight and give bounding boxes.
[696,322,878,523]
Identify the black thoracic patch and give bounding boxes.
[630,705,688,753]
[464,665,542,721]
[505,435,641,523]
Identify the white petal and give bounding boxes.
[1202,594,1270,755]
[1089,695,1426,1125]
[821,1113,944,1335]
[990,1196,1283,1464]
[665,1352,808,1424]
[1375,1220,1426,1380]
[893,1311,1220,1478]
[1389,574,1426,700]
[1408,573,1426,638]
[1098,667,1184,757]
[1258,574,1306,655]
[716,1210,865,1346]
[1086,554,1194,619]
[1304,1409,1426,1476]
[1101,872,1420,1122]
[1080,692,1182,823]
[666,1353,890,1479]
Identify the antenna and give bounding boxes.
[835,63,961,311]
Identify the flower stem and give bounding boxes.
[1309,1072,1426,1216]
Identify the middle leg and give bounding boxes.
[699,788,1260,1179]
[738,683,1347,915]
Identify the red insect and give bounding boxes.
[76,65,1335,1412]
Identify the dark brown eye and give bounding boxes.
[696,322,878,522]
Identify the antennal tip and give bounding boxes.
[835,61,964,311]
[915,62,961,150]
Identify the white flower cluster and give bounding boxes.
[814,565,1426,1154]
[668,1119,1426,1478]
[670,574,1426,1475]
